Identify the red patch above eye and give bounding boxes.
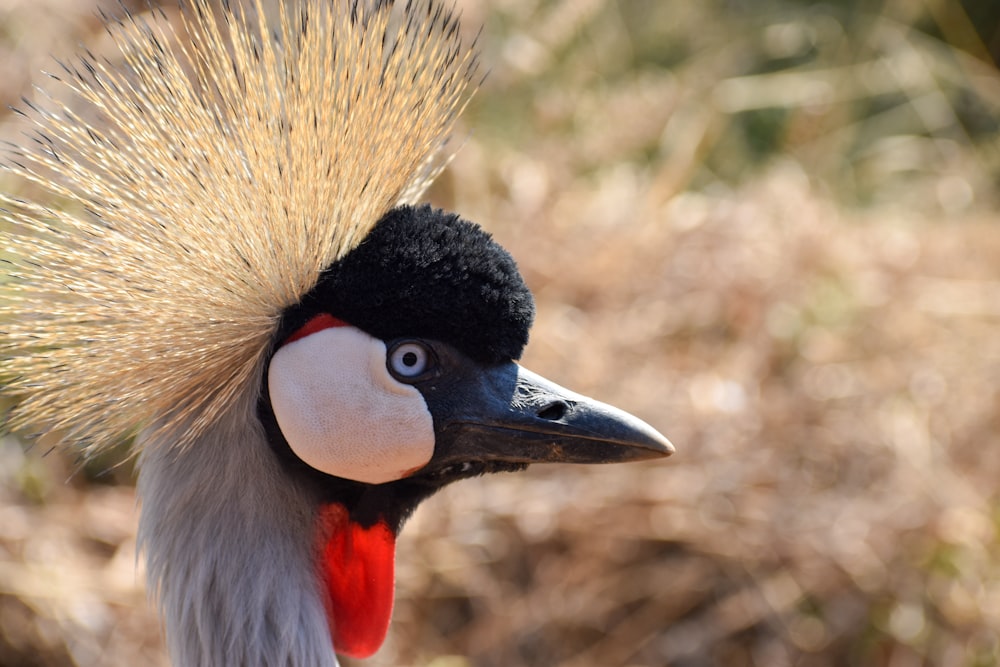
[315,503,396,659]
[284,313,348,345]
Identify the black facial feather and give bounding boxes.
[277,204,535,364]
[262,204,536,530]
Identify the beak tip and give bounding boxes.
[640,430,675,459]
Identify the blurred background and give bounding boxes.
[1,0,999,665]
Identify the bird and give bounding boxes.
[0,1,672,665]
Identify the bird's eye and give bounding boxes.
[387,341,432,380]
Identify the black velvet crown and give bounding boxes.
[278,205,535,363]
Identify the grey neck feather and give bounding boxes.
[137,392,338,667]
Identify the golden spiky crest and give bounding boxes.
[0,0,478,453]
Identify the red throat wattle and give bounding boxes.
[315,503,397,658]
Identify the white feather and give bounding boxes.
[269,326,435,484]
[138,389,338,667]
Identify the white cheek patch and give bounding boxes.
[267,326,435,485]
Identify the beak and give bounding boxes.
[422,361,673,469]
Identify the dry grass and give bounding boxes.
[2,1,1000,666]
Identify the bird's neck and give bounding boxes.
[137,396,339,667]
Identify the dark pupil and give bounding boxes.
[402,351,419,367]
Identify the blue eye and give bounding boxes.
[388,341,431,379]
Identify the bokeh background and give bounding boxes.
[1,0,1000,665]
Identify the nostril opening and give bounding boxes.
[537,401,568,421]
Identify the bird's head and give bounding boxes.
[259,204,671,657]
[0,1,673,663]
